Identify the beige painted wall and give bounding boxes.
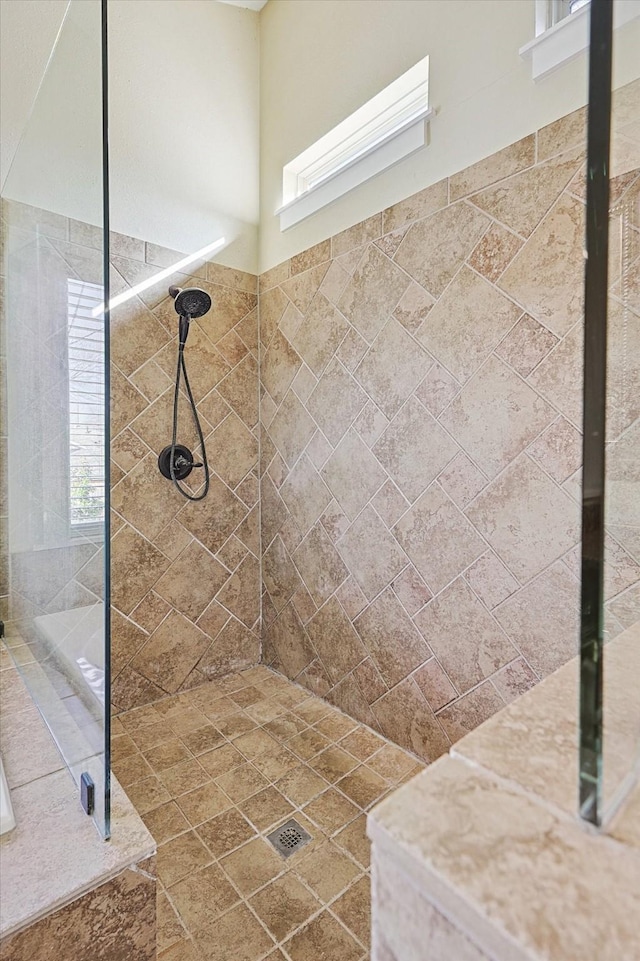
[259,0,640,271]
[1,0,260,273]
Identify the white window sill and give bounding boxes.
[520,0,640,82]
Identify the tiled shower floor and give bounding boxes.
[114,664,423,961]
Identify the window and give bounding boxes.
[522,0,639,82]
[277,55,433,230]
[67,278,106,533]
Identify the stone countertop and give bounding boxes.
[368,623,640,961]
[0,659,155,940]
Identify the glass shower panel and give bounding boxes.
[600,80,640,820]
[0,0,110,836]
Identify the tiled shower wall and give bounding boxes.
[106,238,261,711]
[0,201,261,714]
[259,80,640,763]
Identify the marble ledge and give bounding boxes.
[368,622,640,961]
[0,769,155,939]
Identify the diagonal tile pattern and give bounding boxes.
[259,95,639,765]
[115,666,422,961]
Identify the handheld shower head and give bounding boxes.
[169,286,212,319]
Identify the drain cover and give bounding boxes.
[267,818,312,858]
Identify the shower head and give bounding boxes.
[169,286,212,319]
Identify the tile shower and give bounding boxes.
[1,68,638,961]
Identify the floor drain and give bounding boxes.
[267,818,312,858]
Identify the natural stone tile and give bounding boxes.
[336,326,369,372]
[414,363,459,417]
[280,454,332,536]
[178,476,247,555]
[282,262,330,312]
[494,562,580,676]
[337,506,408,600]
[206,262,257,293]
[394,201,489,298]
[321,429,387,520]
[332,214,382,257]
[338,244,411,342]
[265,604,315,680]
[306,358,369,446]
[262,329,302,405]
[197,806,257,858]
[413,658,457,712]
[292,292,349,375]
[336,576,369,620]
[305,597,366,684]
[393,281,435,334]
[250,872,320,942]
[292,524,349,607]
[391,566,432,616]
[353,400,389,447]
[394,485,485,594]
[451,135,535,200]
[437,451,487,509]
[491,657,538,703]
[263,536,302,612]
[470,148,581,238]
[467,221,524,282]
[374,395,458,501]
[499,194,585,337]
[464,550,519,610]
[416,266,521,383]
[466,454,579,583]
[436,681,505,742]
[440,355,555,479]
[155,541,230,621]
[355,318,432,418]
[414,577,517,693]
[494,313,559,377]
[527,416,583,483]
[372,677,449,763]
[144,738,191,774]
[132,611,212,694]
[221,835,285,896]
[157,831,213,887]
[288,727,331,761]
[382,178,448,233]
[354,588,430,687]
[259,284,289,348]
[291,239,332,276]
[181,724,225,757]
[269,390,318,467]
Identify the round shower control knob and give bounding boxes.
[158,445,202,481]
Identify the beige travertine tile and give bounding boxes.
[292,524,350,606]
[269,391,317,467]
[353,400,390,447]
[354,318,432,418]
[354,589,430,688]
[332,214,383,257]
[334,814,371,869]
[132,612,211,695]
[263,536,302,612]
[436,681,505,742]
[451,135,535,201]
[466,454,579,583]
[238,786,295,831]
[373,395,458,502]
[463,550,519,610]
[413,658,457,713]
[303,788,361,836]
[309,745,359,783]
[413,362,459,417]
[337,327,370,372]
[392,281,435,333]
[391,566,432,616]
[440,355,555,479]
[499,193,585,337]
[437,451,487,510]
[197,808,257,858]
[177,475,248,554]
[494,312,559,377]
[371,677,449,763]
[537,104,586,160]
[371,480,410,529]
[305,598,367,684]
[206,412,258,488]
[414,578,516,693]
[494,562,579,677]
[321,428,386,521]
[281,262,330,313]
[382,178,448,233]
[332,874,371,947]
[157,831,212,887]
[337,506,408,601]
[337,764,389,809]
[154,541,230,622]
[291,239,331,276]
[306,358,369,446]
[394,484,485,594]
[467,222,524,282]
[491,658,538,704]
[284,910,362,961]
[292,292,349,376]
[394,202,489,298]
[176,781,231,826]
[250,872,321,942]
[293,840,361,901]
[142,802,190,846]
[279,455,332,536]
[416,266,521,384]
[220,837,284,896]
[338,245,411,342]
[527,415,583,483]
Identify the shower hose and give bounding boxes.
[169,336,210,501]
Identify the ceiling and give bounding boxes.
[218,1,269,10]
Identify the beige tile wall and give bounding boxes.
[0,201,261,714]
[259,80,640,764]
[105,238,261,712]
